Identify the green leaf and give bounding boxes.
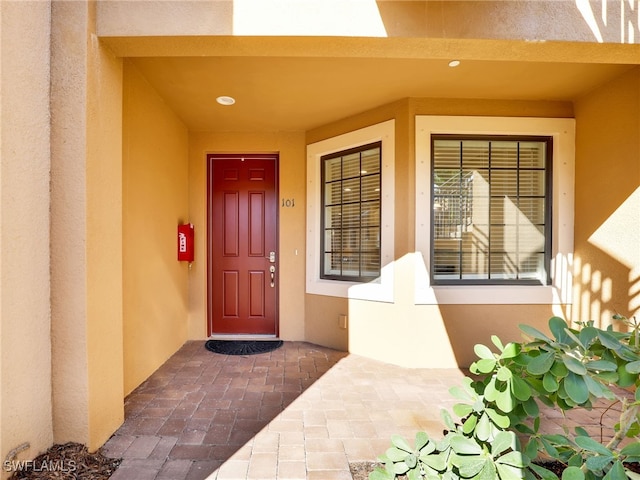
[393,461,410,475]
[594,371,619,384]
[475,344,495,360]
[453,402,474,418]
[497,451,528,468]
[457,456,487,477]
[626,360,640,374]
[575,426,589,437]
[583,375,615,400]
[477,460,498,480]
[585,360,617,372]
[603,460,626,480]
[527,351,555,375]
[561,466,585,480]
[564,372,590,404]
[497,463,526,480]
[485,377,499,402]
[496,382,516,413]
[524,439,539,460]
[463,413,478,434]
[561,354,587,375]
[511,375,532,401]
[520,324,553,342]
[540,437,559,457]
[475,358,498,374]
[529,463,560,480]
[543,434,572,446]
[565,329,587,350]
[476,412,492,442]
[450,381,475,401]
[492,335,505,351]
[450,434,483,455]
[568,453,583,467]
[415,431,430,451]
[523,397,540,417]
[385,447,408,462]
[497,366,513,381]
[579,326,599,349]
[549,317,570,343]
[543,372,559,392]
[625,421,640,438]
[421,451,447,471]
[369,468,394,480]
[486,407,510,429]
[405,453,417,469]
[574,435,612,455]
[620,442,640,457]
[617,363,637,388]
[407,469,422,480]
[441,409,456,431]
[492,431,516,456]
[550,361,569,378]
[586,454,612,471]
[501,342,520,359]
[391,434,412,452]
[598,330,623,350]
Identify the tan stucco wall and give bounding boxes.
[122,60,190,395]
[188,132,306,342]
[51,1,124,451]
[0,1,53,474]
[573,67,640,327]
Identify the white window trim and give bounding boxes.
[306,120,395,302]
[415,116,575,305]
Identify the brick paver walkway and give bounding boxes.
[101,340,630,479]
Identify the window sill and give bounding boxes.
[306,273,394,303]
[413,252,569,305]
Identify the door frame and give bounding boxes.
[206,153,280,337]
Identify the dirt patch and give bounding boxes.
[6,443,121,480]
[349,462,384,480]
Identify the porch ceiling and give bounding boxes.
[126,39,636,132]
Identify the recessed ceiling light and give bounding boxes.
[448,60,461,68]
[216,95,236,106]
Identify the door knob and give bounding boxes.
[269,265,276,287]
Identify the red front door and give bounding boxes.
[208,154,278,335]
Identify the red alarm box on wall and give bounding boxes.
[177,223,194,262]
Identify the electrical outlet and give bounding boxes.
[339,314,348,329]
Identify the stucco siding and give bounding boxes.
[0,1,53,476]
[122,60,190,396]
[573,67,640,326]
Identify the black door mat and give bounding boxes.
[204,339,283,356]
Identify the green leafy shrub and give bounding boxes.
[370,315,640,480]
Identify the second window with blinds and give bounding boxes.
[431,135,553,285]
[321,142,381,282]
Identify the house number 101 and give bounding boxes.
[282,198,295,208]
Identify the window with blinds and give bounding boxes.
[321,142,381,281]
[431,135,552,285]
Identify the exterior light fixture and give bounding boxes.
[216,95,236,106]
[448,60,461,68]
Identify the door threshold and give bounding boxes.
[209,334,279,341]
